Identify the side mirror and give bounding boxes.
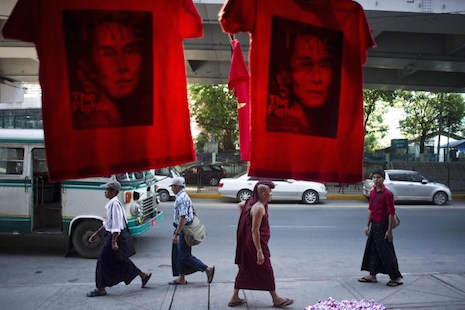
[422,179,428,184]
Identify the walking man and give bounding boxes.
[229,180,294,308]
[87,180,151,297]
[170,176,215,285]
[359,169,403,286]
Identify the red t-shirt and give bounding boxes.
[228,39,250,161]
[3,0,202,181]
[220,0,375,182]
[369,185,396,223]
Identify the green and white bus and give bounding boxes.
[0,128,164,258]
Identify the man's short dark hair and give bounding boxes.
[371,169,385,179]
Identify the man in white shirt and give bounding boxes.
[87,180,151,297]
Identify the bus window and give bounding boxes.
[0,147,24,174]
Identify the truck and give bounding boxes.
[0,128,164,258]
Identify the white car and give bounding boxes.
[362,169,452,205]
[218,172,327,204]
[153,167,180,202]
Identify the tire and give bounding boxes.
[433,191,447,205]
[237,189,252,202]
[158,189,170,202]
[72,220,104,259]
[209,177,219,186]
[302,190,319,204]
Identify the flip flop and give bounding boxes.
[387,280,403,287]
[358,277,377,283]
[228,299,247,307]
[141,272,152,288]
[169,280,188,285]
[86,289,107,297]
[207,266,215,284]
[273,298,294,308]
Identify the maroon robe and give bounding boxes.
[234,182,276,291]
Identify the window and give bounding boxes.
[0,147,24,175]
[389,173,409,182]
[0,109,43,129]
[408,173,423,182]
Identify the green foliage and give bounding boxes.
[397,91,465,154]
[363,89,396,153]
[188,84,239,152]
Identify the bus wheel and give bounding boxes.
[72,221,103,259]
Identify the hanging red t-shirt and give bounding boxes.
[228,39,250,161]
[3,0,202,181]
[220,0,375,183]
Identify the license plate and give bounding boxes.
[151,218,157,226]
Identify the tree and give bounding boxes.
[397,91,465,157]
[435,93,465,160]
[188,84,238,153]
[363,89,396,153]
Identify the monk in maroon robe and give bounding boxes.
[228,180,294,308]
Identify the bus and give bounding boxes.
[0,128,164,258]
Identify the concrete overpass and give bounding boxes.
[0,0,464,99]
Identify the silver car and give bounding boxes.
[218,172,327,204]
[362,169,452,205]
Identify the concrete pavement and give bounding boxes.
[1,271,465,309]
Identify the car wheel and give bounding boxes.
[158,189,170,202]
[433,191,447,205]
[209,177,219,186]
[237,189,252,202]
[302,190,319,204]
[72,220,103,259]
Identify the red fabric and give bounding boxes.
[234,181,276,291]
[3,0,202,181]
[220,0,376,183]
[368,185,396,223]
[228,39,250,161]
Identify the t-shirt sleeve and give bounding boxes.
[2,0,40,43]
[179,0,203,39]
[357,4,376,64]
[219,0,256,34]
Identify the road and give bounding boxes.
[0,198,464,309]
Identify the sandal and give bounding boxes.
[141,272,152,288]
[358,277,377,283]
[169,280,188,285]
[228,299,247,307]
[387,280,403,287]
[207,266,215,284]
[273,298,294,308]
[86,289,107,297]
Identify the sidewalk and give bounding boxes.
[3,272,465,309]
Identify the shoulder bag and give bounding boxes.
[369,191,400,231]
[115,201,136,261]
[183,204,207,246]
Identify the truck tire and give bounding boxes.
[72,220,103,259]
[158,189,170,202]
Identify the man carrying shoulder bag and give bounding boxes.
[170,176,215,285]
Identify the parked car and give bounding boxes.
[181,163,227,186]
[153,167,180,202]
[218,172,327,204]
[362,169,452,205]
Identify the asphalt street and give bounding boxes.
[1,198,465,309]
